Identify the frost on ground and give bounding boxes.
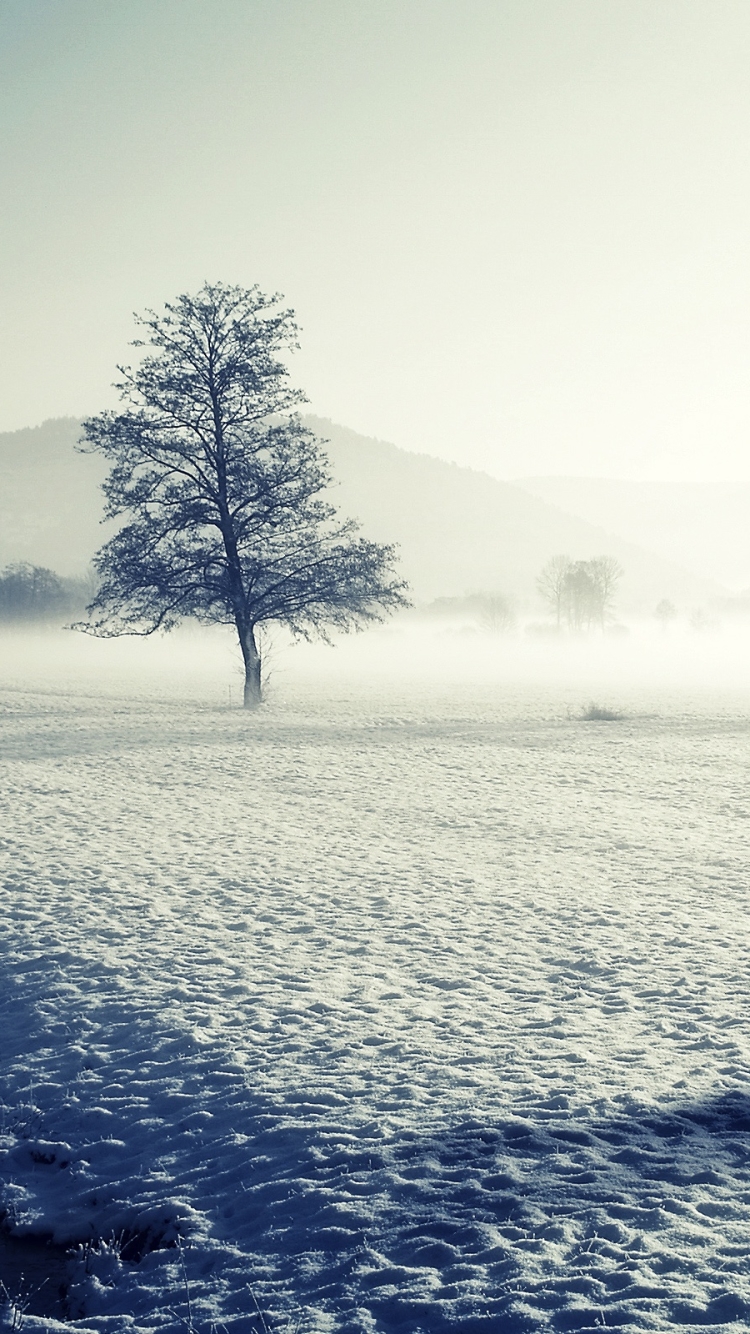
[2,627,750,1332]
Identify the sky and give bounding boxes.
[1,0,750,481]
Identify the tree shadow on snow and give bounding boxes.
[242,1091,750,1334]
[3,956,749,1334]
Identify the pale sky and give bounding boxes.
[2,0,750,480]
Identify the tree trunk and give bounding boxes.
[238,624,262,708]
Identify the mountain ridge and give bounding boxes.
[0,415,723,611]
[514,474,750,593]
[306,417,722,609]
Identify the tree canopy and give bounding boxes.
[79,282,409,704]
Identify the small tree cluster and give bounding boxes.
[421,592,515,633]
[0,563,66,622]
[0,564,95,625]
[537,555,623,631]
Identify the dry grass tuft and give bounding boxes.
[579,702,623,721]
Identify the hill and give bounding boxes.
[0,415,722,612]
[0,418,109,576]
[310,418,721,610]
[515,476,750,594]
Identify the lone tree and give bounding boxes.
[655,598,677,630]
[78,282,409,706]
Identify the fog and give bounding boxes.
[4,616,750,715]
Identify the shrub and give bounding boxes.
[579,701,623,721]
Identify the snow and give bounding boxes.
[2,624,750,1332]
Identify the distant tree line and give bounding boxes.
[0,563,93,624]
[419,592,516,633]
[537,555,623,631]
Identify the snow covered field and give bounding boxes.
[2,625,750,1333]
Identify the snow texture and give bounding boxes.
[2,627,750,1333]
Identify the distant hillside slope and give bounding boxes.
[0,415,722,611]
[515,476,750,594]
[310,418,721,609]
[0,418,109,575]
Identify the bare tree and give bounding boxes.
[655,598,677,630]
[77,282,409,706]
[537,554,572,630]
[478,593,516,634]
[586,556,623,629]
[563,561,600,631]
